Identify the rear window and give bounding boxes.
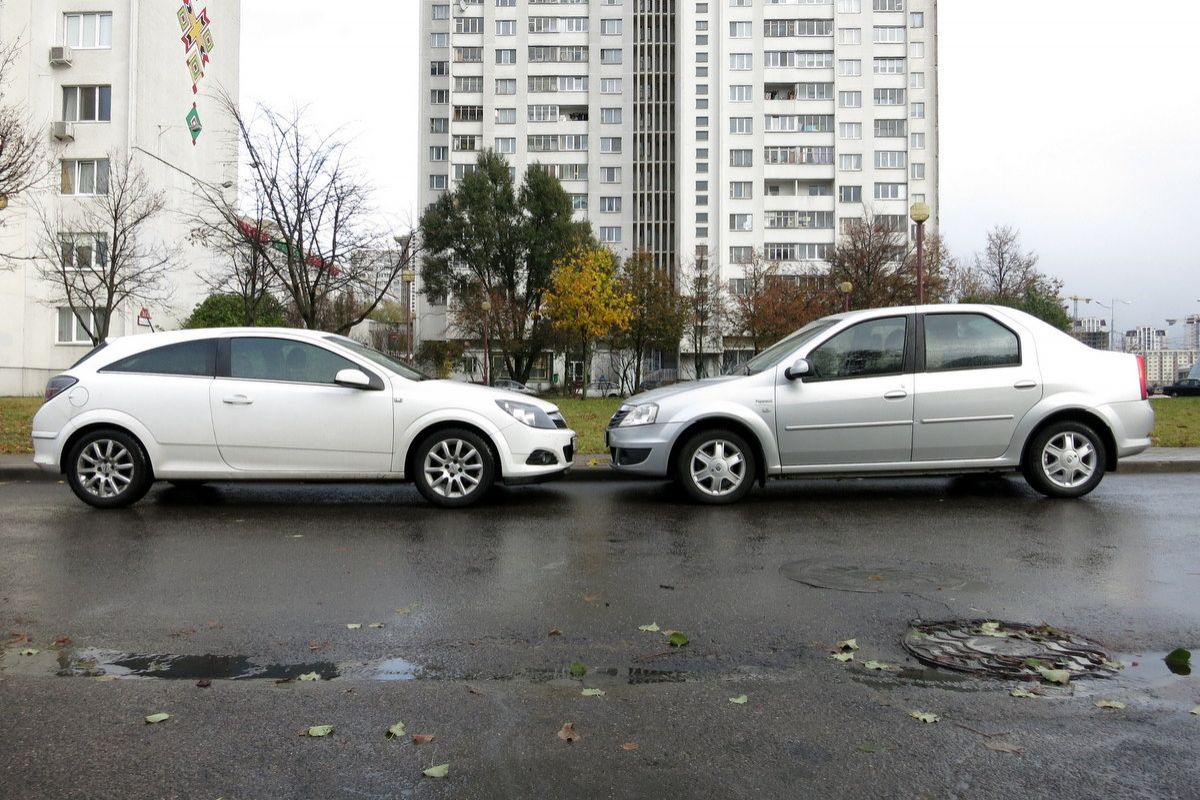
[101,340,217,377]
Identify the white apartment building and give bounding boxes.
[0,1,240,395]
[1183,314,1200,351]
[418,0,938,376]
[1123,326,1167,354]
[1143,350,1198,387]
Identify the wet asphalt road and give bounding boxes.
[1,474,1198,799]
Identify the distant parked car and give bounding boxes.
[1161,378,1200,397]
[31,329,575,509]
[492,379,539,396]
[607,304,1153,504]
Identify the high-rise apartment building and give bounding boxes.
[418,0,938,372]
[0,1,241,394]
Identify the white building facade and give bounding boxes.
[0,0,240,395]
[417,0,938,376]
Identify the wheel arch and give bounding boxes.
[1022,409,1118,472]
[60,422,155,478]
[404,420,504,481]
[668,416,770,487]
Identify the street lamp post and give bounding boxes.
[481,297,492,386]
[1094,298,1131,351]
[909,202,930,305]
[838,281,853,313]
[402,269,416,362]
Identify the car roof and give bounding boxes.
[77,327,347,368]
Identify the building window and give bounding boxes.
[729,21,751,38]
[601,107,622,124]
[839,185,862,203]
[61,159,110,195]
[873,0,904,10]
[839,91,862,108]
[730,85,752,102]
[429,146,448,162]
[64,12,112,49]
[454,46,482,63]
[455,17,483,34]
[729,213,752,231]
[729,181,752,199]
[430,89,449,104]
[601,196,622,213]
[836,0,861,12]
[601,78,622,94]
[432,4,449,20]
[839,153,863,172]
[57,307,106,345]
[910,11,925,28]
[874,150,907,169]
[838,122,862,140]
[495,78,516,95]
[429,175,448,190]
[874,57,906,75]
[729,117,752,134]
[601,19,622,35]
[495,137,516,154]
[599,226,622,243]
[729,246,754,264]
[495,49,516,64]
[838,28,861,45]
[838,60,861,77]
[911,162,926,180]
[910,41,925,59]
[430,32,448,48]
[496,19,516,36]
[430,61,448,76]
[910,132,926,149]
[874,118,907,137]
[58,233,107,273]
[62,85,111,122]
[910,102,925,119]
[730,149,753,167]
[601,49,622,64]
[729,53,752,70]
[873,26,905,44]
[571,194,589,210]
[874,183,907,201]
[600,137,622,153]
[910,72,925,89]
[495,108,516,124]
[874,88,906,105]
[600,166,621,182]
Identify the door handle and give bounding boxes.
[222,394,254,405]
[1013,380,1037,389]
[883,390,908,400]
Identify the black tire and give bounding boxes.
[1022,421,1107,498]
[65,429,153,509]
[412,428,496,508]
[674,428,757,505]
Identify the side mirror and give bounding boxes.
[334,368,373,389]
[784,358,812,381]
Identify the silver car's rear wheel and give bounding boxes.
[1023,421,1106,498]
[676,429,756,505]
[66,429,153,509]
[412,428,495,508]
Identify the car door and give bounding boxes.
[775,315,915,467]
[911,312,1041,461]
[209,336,393,472]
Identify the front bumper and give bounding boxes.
[605,422,681,477]
[499,425,577,482]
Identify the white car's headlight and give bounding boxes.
[496,400,557,429]
[618,403,658,427]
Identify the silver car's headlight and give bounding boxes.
[618,403,658,427]
[496,400,556,429]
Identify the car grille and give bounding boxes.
[608,408,630,429]
[563,441,574,463]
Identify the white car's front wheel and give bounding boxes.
[412,428,496,508]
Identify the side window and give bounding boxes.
[101,340,216,376]
[809,317,907,380]
[924,314,1020,371]
[230,338,355,384]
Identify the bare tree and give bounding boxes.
[825,211,909,310]
[973,224,1041,301]
[680,257,726,379]
[34,153,175,344]
[0,37,49,217]
[188,190,281,327]
[194,94,419,334]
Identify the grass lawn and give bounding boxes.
[2,395,1194,458]
[0,396,43,455]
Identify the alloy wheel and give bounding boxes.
[689,438,747,497]
[422,438,485,499]
[1040,431,1097,489]
[75,438,136,499]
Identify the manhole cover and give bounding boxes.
[780,561,973,593]
[902,620,1120,680]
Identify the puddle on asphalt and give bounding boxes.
[1114,652,1194,685]
[56,648,422,682]
[780,561,982,594]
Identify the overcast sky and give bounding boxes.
[241,1,1200,341]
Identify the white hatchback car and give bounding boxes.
[32,329,577,508]
[607,305,1154,503]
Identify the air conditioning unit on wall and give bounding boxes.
[49,46,73,66]
[52,121,75,141]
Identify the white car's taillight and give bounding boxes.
[44,375,77,402]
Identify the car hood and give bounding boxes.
[625,376,741,406]
[423,379,561,412]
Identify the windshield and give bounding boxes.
[325,335,431,381]
[725,318,839,376]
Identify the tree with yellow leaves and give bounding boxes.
[545,246,633,398]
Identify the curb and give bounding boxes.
[2,456,1197,484]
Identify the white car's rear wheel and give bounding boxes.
[1023,421,1106,498]
[413,428,495,508]
[676,428,756,505]
[66,429,153,509]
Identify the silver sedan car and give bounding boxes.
[607,305,1153,504]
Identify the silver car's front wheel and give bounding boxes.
[676,429,757,505]
[412,429,495,508]
[1024,421,1106,498]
